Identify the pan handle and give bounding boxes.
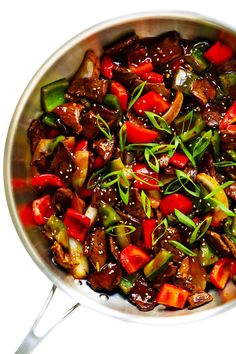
[15,285,80,354]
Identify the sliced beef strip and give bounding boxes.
[131,78,171,99]
[105,33,138,55]
[225,182,236,201]
[28,119,47,153]
[158,227,185,264]
[198,152,216,179]
[67,78,108,103]
[50,142,76,184]
[108,236,120,261]
[31,140,52,175]
[222,234,236,259]
[126,111,147,128]
[112,65,137,88]
[218,58,236,73]
[92,135,115,162]
[206,230,231,257]
[53,102,84,135]
[81,110,100,140]
[92,104,119,124]
[123,187,147,219]
[116,209,142,245]
[202,102,225,127]
[158,154,170,168]
[51,241,72,270]
[51,188,73,214]
[183,163,198,181]
[72,50,100,80]
[86,228,107,269]
[91,186,117,208]
[190,78,217,105]
[149,31,183,66]
[152,263,178,290]
[129,275,157,311]
[220,130,236,151]
[87,262,122,292]
[188,291,213,309]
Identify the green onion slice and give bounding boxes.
[144,148,159,173]
[152,218,168,247]
[106,224,136,237]
[168,240,197,256]
[189,217,212,245]
[145,111,172,134]
[96,114,112,140]
[174,209,196,229]
[128,81,146,110]
[203,181,235,200]
[141,190,151,219]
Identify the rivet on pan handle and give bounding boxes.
[15,285,80,354]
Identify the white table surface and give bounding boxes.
[1,1,236,353]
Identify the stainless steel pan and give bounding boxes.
[4,11,236,353]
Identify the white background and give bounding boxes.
[1,1,236,353]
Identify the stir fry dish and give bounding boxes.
[27,30,236,311]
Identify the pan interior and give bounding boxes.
[4,13,236,324]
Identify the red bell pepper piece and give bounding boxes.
[139,71,164,83]
[101,55,114,78]
[64,208,91,242]
[18,203,36,227]
[230,260,236,279]
[125,121,158,144]
[47,128,60,139]
[204,41,233,66]
[210,257,231,289]
[169,58,185,72]
[11,178,29,189]
[128,47,153,75]
[142,219,157,249]
[219,101,236,130]
[133,163,159,190]
[71,193,84,214]
[133,91,170,116]
[79,185,93,198]
[75,139,88,152]
[120,245,151,274]
[169,152,189,169]
[32,194,53,225]
[110,80,128,111]
[159,194,193,216]
[31,174,65,190]
[93,156,105,170]
[156,283,189,309]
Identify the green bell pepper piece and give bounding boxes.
[45,215,69,248]
[219,72,236,95]
[42,113,58,128]
[103,94,122,115]
[172,68,199,95]
[211,130,220,160]
[226,150,236,162]
[143,249,173,281]
[99,201,121,228]
[174,112,206,142]
[119,274,137,295]
[224,217,236,238]
[199,241,219,267]
[48,135,65,153]
[41,78,69,112]
[109,157,125,172]
[113,224,131,249]
[185,42,209,73]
